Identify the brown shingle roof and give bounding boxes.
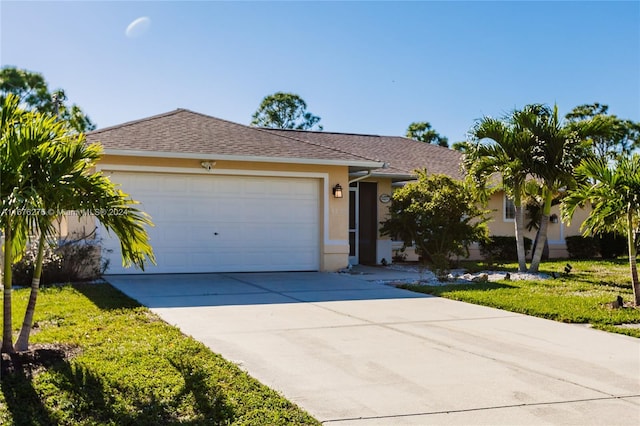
[264,129,463,180]
[86,109,380,166]
[87,108,463,179]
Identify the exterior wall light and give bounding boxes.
[200,161,216,171]
[333,184,343,198]
[550,214,559,224]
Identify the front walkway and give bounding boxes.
[106,271,640,425]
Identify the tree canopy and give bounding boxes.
[566,103,640,160]
[1,94,154,352]
[251,92,322,130]
[464,103,602,272]
[562,155,640,305]
[405,122,449,147]
[464,110,535,272]
[380,170,489,277]
[0,66,95,133]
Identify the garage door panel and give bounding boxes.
[188,228,215,245]
[154,250,190,268]
[276,180,295,195]
[263,248,317,270]
[215,178,242,196]
[245,180,269,195]
[102,172,320,273]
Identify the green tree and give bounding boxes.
[1,94,155,352]
[562,155,640,305]
[0,94,32,352]
[566,103,640,160]
[0,66,95,133]
[380,170,489,276]
[452,141,470,152]
[525,104,595,272]
[405,122,449,147]
[522,180,564,258]
[464,111,535,272]
[251,92,322,130]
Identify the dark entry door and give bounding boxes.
[358,182,377,264]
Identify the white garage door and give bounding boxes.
[100,171,320,274]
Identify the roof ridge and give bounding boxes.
[266,128,385,138]
[88,108,189,135]
[177,111,385,164]
[266,128,458,153]
[257,128,385,163]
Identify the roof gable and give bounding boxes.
[87,109,380,166]
[87,108,463,179]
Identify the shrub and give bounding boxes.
[380,170,490,280]
[565,235,599,259]
[12,233,108,286]
[392,247,407,263]
[598,232,627,259]
[480,236,533,263]
[564,233,628,259]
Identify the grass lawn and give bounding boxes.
[401,259,640,338]
[0,283,320,425]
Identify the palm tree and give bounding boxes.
[1,95,155,352]
[562,155,640,305]
[14,123,156,352]
[1,94,37,353]
[465,115,534,272]
[524,104,593,272]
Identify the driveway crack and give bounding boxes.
[321,394,640,423]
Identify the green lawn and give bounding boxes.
[0,283,320,425]
[401,259,640,338]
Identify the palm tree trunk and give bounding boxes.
[2,225,15,353]
[15,232,46,351]
[627,209,639,306]
[514,202,527,272]
[529,192,552,273]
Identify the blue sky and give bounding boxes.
[1,1,638,143]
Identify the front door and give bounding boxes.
[358,182,377,265]
[348,187,358,264]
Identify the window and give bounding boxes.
[504,195,516,221]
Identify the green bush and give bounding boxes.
[598,232,627,259]
[564,233,629,259]
[480,236,533,263]
[380,170,490,279]
[12,234,108,286]
[565,235,600,259]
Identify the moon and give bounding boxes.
[125,17,151,38]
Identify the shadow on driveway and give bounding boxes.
[104,271,640,425]
[104,272,430,308]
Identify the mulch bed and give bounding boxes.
[1,343,81,379]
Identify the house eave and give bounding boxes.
[370,172,417,181]
[102,149,385,169]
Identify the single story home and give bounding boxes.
[65,108,587,274]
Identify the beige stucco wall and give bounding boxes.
[64,215,98,239]
[391,189,593,262]
[480,191,592,259]
[78,154,351,272]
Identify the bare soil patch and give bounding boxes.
[1,343,81,379]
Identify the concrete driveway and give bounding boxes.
[106,271,640,425]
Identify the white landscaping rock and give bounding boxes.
[382,264,550,286]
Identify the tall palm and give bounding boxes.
[1,95,155,352]
[12,118,156,352]
[1,94,38,353]
[525,104,592,272]
[465,116,533,272]
[562,155,640,305]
